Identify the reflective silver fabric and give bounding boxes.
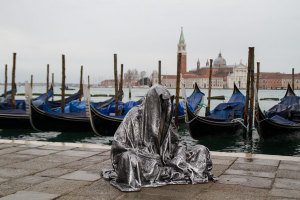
[102,85,216,192]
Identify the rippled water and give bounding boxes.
[0,85,299,157]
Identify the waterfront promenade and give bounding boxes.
[0,139,299,200]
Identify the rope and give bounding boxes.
[198,102,207,108]
[231,118,247,129]
[185,114,199,124]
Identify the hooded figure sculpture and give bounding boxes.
[102,85,215,192]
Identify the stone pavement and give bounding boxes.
[0,139,299,200]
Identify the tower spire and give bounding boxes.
[179,27,185,42]
[177,27,187,74]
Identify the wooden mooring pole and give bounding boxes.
[158,60,161,84]
[4,64,7,98]
[31,75,33,89]
[114,54,119,116]
[206,59,213,116]
[46,64,49,99]
[248,47,255,137]
[51,73,54,101]
[292,68,294,90]
[175,53,182,127]
[243,47,254,137]
[119,64,123,101]
[61,55,65,113]
[79,65,83,101]
[11,53,16,109]
[88,75,90,89]
[256,62,260,92]
[129,81,132,99]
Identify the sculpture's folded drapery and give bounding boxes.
[102,85,216,192]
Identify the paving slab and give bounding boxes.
[0,152,38,161]
[212,158,235,166]
[211,164,230,177]
[218,174,273,189]
[55,150,99,157]
[206,183,270,197]
[60,170,100,181]
[5,159,61,171]
[14,175,51,185]
[99,150,111,156]
[277,169,300,180]
[0,154,38,167]
[0,190,59,200]
[18,144,44,148]
[38,145,75,151]
[140,182,213,200]
[230,162,277,172]
[35,168,76,178]
[0,144,18,150]
[25,178,90,195]
[0,177,7,184]
[279,163,300,171]
[17,149,59,156]
[270,188,300,199]
[0,147,26,155]
[235,157,280,166]
[34,154,82,164]
[0,167,37,179]
[74,147,110,153]
[67,178,122,199]
[60,159,99,170]
[273,178,300,190]
[116,192,179,200]
[0,181,31,196]
[79,155,110,162]
[224,168,275,178]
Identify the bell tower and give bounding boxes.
[177,27,187,74]
[197,58,200,71]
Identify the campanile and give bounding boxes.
[177,27,187,74]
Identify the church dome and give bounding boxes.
[213,52,226,67]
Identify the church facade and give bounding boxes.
[161,28,248,89]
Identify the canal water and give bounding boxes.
[0,85,299,157]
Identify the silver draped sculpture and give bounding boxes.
[102,85,216,192]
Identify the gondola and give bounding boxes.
[29,85,122,132]
[29,89,89,132]
[185,83,245,139]
[255,83,300,139]
[0,83,54,129]
[85,83,205,136]
[177,83,204,122]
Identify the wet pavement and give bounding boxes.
[0,139,299,200]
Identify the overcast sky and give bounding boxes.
[0,0,299,83]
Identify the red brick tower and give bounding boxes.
[177,27,187,74]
